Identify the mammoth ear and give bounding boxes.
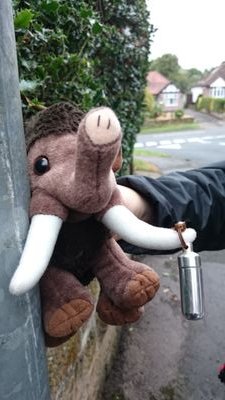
[112,147,123,172]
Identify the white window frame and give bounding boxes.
[210,86,225,98]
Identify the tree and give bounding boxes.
[185,68,203,87]
[149,53,180,81]
[149,54,204,93]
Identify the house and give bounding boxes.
[146,70,185,111]
[191,61,225,103]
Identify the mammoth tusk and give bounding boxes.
[9,214,63,295]
[101,205,197,250]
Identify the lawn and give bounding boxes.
[140,121,199,134]
[133,148,170,158]
[133,148,171,173]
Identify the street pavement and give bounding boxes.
[186,109,225,129]
[101,112,225,400]
[102,252,225,400]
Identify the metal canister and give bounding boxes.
[178,244,204,320]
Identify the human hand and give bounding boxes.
[117,184,153,223]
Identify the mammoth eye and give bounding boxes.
[34,156,50,175]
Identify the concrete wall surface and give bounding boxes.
[47,280,121,400]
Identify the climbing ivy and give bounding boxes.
[13,0,153,173]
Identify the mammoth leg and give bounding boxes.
[97,289,144,326]
[40,267,94,340]
[94,238,160,309]
[44,332,74,348]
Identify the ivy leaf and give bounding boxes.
[80,8,93,19]
[14,9,34,29]
[14,0,151,174]
[19,79,38,92]
[92,22,103,35]
[42,0,59,13]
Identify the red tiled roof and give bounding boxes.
[146,71,170,95]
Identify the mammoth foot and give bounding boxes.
[40,267,94,339]
[97,291,144,326]
[122,266,160,308]
[44,298,94,338]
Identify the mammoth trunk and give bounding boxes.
[73,135,119,213]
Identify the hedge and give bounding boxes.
[196,96,225,114]
[13,0,153,174]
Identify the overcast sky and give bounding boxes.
[147,0,225,71]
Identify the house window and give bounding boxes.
[210,87,225,98]
[163,92,178,106]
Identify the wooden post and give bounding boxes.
[0,1,50,398]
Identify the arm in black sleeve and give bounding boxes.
[117,161,225,253]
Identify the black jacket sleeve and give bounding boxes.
[117,161,225,253]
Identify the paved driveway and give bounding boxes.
[185,108,225,128]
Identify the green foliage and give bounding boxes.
[13,0,152,174]
[196,96,225,114]
[143,88,162,118]
[144,88,155,112]
[149,53,180,81]
[185,68,203,87]
[149,103,162,119]
[14,8,34,29]
[196,96,213,112]
[174,109,184,119]
[149,53,203,93]
[196,95,203,111]
[212,98,225,113]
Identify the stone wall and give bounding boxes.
[47,279,121,400]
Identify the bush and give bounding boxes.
[150,103,162,119]
[196,95,203,111]
[196,96,225,114]
[175,109,184,119]
[13,0,153,174]
[143,88,162,118]
[213,98,225,113]
[196,96,213,113]
[144,88,155,113]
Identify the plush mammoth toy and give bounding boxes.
[9,102,196,346]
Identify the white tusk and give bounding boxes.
[101,205,196,250]
[9,214,63,295]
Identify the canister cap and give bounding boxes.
[178,247,201,268]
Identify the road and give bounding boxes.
[135,109,225,172]
[136,129,225,166]
[101,111,225,400]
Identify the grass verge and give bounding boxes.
[133,148,170,158]
[133,158,160,173]
[133,148,170,173]
[140,122,199,134]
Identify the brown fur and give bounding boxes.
[25,103,160,347]
[25,102,84,150]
